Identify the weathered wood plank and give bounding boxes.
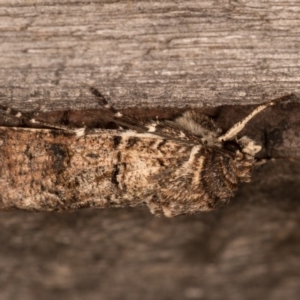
[0,0,300,111]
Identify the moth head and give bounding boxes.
[223,136,261,156]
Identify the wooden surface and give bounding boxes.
[0,1,300,300]
[0,0,300,110]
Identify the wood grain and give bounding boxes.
[0,0,300,111]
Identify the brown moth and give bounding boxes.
[0,93,291,216]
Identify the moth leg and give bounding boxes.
[255,158,268,166]
[255,157,297,167]
[145,195,165,216]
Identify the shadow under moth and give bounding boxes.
[0,91,294,217]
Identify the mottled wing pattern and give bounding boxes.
[0,126,192,212]
[141,110,256,216]
[2,90,277,216]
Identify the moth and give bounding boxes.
[0,91,292,217]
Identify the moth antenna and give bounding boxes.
[29,118,74,132]
[218,94,295,142]
[89,86,118,113]
[0,103,74,132]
